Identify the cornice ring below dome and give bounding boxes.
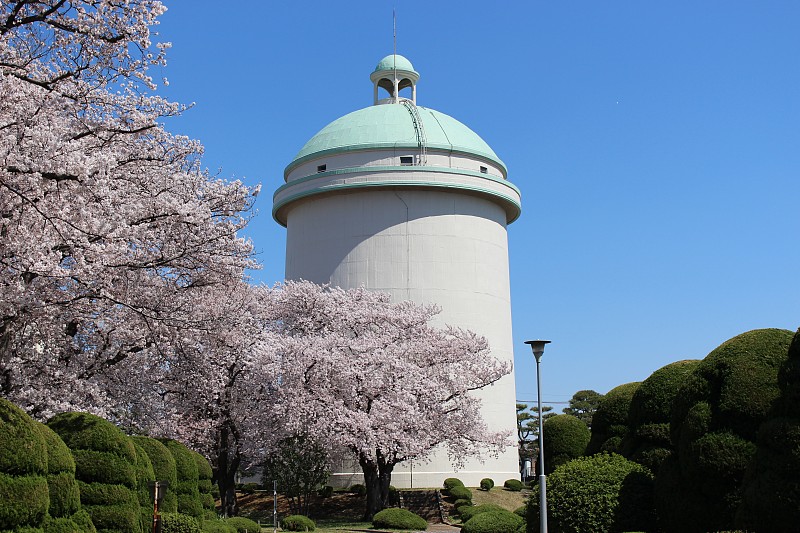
[272,166,522,227]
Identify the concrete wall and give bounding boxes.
[284,187,520,488]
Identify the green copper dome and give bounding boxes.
[374,54,416,74]
[285,104,506,177]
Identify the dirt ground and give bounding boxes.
[235,491,365,521]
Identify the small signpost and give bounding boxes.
[149,481,169,533]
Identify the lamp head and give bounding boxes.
[525,340,551,361]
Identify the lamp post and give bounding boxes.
[525,339,551,533]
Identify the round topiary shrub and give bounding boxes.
[542,415,590,474]
[48,412,141,533]
[225,516,261,533]
[317,485,333,498]
[586,382,641,455]
[503,479,524,491]
[513,505,526,517]
[160,439,202,520]
[452,498,472,510]
[622,360,700,472]
[443,477,464,491]
[526,453,655,533]
[459,504,505,522]
[0,398,50,531]
[448,485,472,501]
[462,510,523,533]
[161,512,202,533]
[372,508,427,530]
[281,514,316,531]
[131,436,178,513]
[479,478,494,490]
[348,483,366,496]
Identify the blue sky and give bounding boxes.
[156,2,799,408]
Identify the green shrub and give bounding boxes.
[225,517,260,533]
[542,415,590,474]
[443,477,464,491]
[34,421,81,520]
[161,440,202,519]
[664,328,794,532]
[586,382,641,455]
[42,515,83,533]
[83,503,139,533]
[131,436,178,513]
[372,508,427,530]
[240,482,259,494]
[503,479,524,491]
[48,412,141,533]
[161,513,202,533]
[462,510,523,533]
[201,520,236,533]
[0,473,50,530]
[0,398,48,477]
[526,453,655,533]
[348,483,366,496]
[448,485,472,501]
[317,485,333,498]
[70,509,95,533]
[479,478,494,490]
[48,413,136,463]
[281,514,316,531]
[513,506,526,517]
[459,504,505,522]
[453,499,472,510]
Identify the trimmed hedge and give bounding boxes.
[372,508,427,530]
[225,517,261,533]
[459,504,505,522]
[281,514,316,531]
[0,472,50,530]
[542,415,590,474]
[191,451,215,516]
[503,479,524,491]
[201,520,236,533]
[160,440,202,520]
[35,421,81,520]
[0,399,51,531]
[664,328,793,532]
[48,412,141,533]
[448,485,472,501]
[453,498,472,510]
[586,382,641,455]
[131,436,178,513]
[737,328,800,531]
[462,510,523,533]
[0,398,48,477]
[161,513,202,533]
[479,478,494,491]
[442,478,464,491]
[527,453,655,533]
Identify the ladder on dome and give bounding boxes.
[402,99,428,166]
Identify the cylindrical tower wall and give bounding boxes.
[284,188,519,487]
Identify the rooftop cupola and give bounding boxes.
[370,54,420,105]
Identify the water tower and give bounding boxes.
[274,54,522,488]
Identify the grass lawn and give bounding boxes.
[470,486,527,510]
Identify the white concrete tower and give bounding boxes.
[274,54,522,488]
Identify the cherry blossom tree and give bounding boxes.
[0,1,258,419]
[265,281,513,520]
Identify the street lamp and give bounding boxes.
[525,339,551,533]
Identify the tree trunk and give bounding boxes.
[360,456,381,521]
[360,452,396,521]
[214,421,241,517]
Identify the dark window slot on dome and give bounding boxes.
[400,156,414,166]
[317,164,326,173]
[480,166,488,174]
